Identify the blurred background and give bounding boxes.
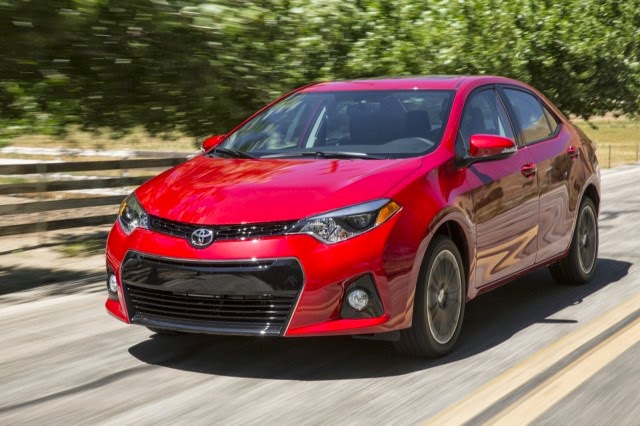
[0,0,639,247]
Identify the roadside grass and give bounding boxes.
[572,117,640,168]
[0,165,165,184]
[0,153,158,161]
[7,127,198,152]
[57,237,106,257]
[0,176,30,185]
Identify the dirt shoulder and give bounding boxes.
[0,225,109,301]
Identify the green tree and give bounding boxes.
[0,0,638,142]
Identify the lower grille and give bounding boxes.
[121,252,303,336]
[127,286,296,335]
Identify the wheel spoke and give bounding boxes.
[437,259,447,284]
[446,287,459,302]
[428,285,439,310]
[445,262,457,286]
[580,220,587,238]
[444,258,452,283]
[433,309,445,335]
[428,296,439,312]
[444,304,458,327]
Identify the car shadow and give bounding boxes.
[0,265,104,297]
[0,230,108,257]
[0,231,107,296]
[128,257,631,380]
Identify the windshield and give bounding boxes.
[219,90,455,159]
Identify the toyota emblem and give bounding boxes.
[190,228,215,248]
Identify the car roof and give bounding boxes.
[300,75,523,92]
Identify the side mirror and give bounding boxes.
[201,134,226,152]
[458,134,517,167]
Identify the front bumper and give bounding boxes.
[105,212,411,337]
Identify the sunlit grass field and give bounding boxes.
[573,117,640,168]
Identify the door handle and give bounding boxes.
[567,146,579,159]
[521,163,537,178]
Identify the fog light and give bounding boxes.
[108,274,118,294]
[347,288,369,311]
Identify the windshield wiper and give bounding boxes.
[262,151,382,160]
[209,147,257,159]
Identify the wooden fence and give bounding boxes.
[0,157,187,237]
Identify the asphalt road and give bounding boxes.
[1,165,639,425]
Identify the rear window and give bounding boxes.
[503,89,554,144]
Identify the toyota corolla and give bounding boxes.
[105,76,600,357]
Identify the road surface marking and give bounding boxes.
[488,316,640,425]
[424,291,640,426]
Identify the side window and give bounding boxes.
[459,89,514,150]
[503,89,554,144]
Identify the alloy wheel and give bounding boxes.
[577,204,597,275]
[426,249,463,345]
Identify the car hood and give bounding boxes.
[135,155,422,224]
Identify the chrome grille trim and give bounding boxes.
[148,215,297,241]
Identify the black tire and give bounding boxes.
[549,197,598,284]
[146,327,183,335]
[395,235,466,357]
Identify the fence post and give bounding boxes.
[36,162,47,244]
[608,145,612,169]
[636,143,638,164]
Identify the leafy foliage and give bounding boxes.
[0,0,638,141]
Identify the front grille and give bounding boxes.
[121,253,304,336]
[148,215,297,241]
[127,286,296,334]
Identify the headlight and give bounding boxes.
[289,199,400,244]
[118,193,148,235]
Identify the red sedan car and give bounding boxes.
[106,76,600,357]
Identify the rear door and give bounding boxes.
[459,87,540,288]
[499,86,583,263]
